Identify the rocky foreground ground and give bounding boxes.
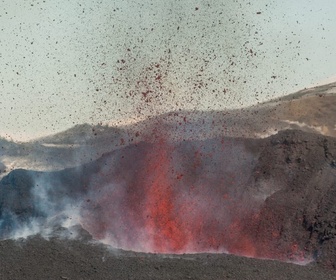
[0,235,335,280]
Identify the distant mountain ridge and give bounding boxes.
[33,80,336,145]
[35,123,124,145]
[1,81,335,179]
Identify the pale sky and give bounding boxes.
[0,0,335,141]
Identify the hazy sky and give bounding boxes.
[1,0,336,140]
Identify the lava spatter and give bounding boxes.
[142,140,188,253]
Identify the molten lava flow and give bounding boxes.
[226,220,256,258]
[139,139,258,255]
[143,140,188,253]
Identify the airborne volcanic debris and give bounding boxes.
[1,1,336,279]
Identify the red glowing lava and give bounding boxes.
[125,138,260,255]
[80,131,309,263]
[143,140,187,253]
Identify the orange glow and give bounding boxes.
[78,130,309,263]
[143,140,188,253]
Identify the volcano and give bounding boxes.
[1,129,336,265]
[1,82,336,278]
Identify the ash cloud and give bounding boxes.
[0,169,84,240]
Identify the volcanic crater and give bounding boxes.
[1,83,336,279]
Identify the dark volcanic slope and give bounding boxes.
[0,236,335,280]
[251,130,336,268]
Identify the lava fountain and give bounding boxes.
[77,123,309,262]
